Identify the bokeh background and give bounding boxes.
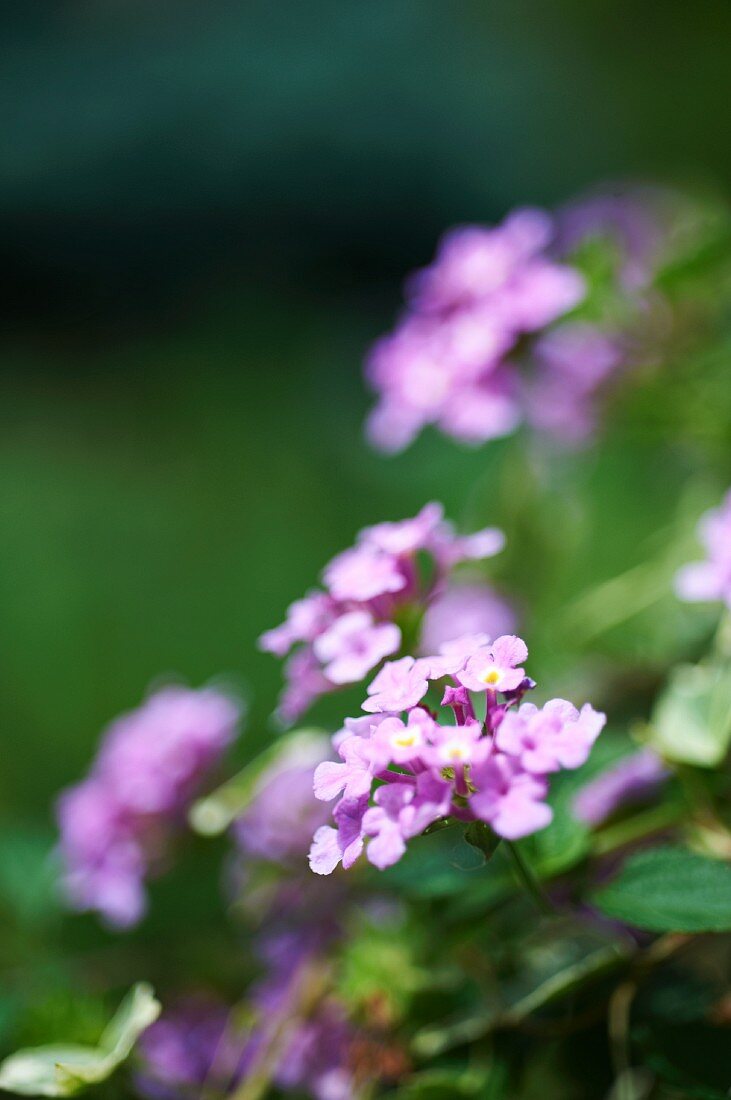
[3,0,731,932]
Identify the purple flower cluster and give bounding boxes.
[57,685,241,928]
[234,735,333,864]
[136,940,362,1100]
[135,997,246,1100]
[365,208,586,452]
[260,503,505,723]
[365,187,700,453]
[675,489,731,609]
[309,634,605,873]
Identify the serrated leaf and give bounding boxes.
[648,661,731,767]
[189,729,327,835]
[592,846,731,932]
[0,984,160,1096]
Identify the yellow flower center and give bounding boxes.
[446,743,466,761]
[482,667,501,686]
[393,732,416,748]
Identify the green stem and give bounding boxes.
[504,842,554,915]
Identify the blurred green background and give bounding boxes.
[3,0,731,839]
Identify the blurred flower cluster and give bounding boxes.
[365,185,709,450]
[56,685,241,927]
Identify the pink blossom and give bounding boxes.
[496,699,606,774]
[362,774,451,870]
[470,755,552,839]
[362,657,429,713]
[309,628,605,874]
[360,501,444,555]
[313,736,387,803]
[309,795,368,875]
[313,611,400,685]
[420,583,516,655]
[675,491,731,609]
[371,709,438,766]
[423,720,486,769]
[458,635,528,693]
[261,503,506,723]
[259,593,335,657]
[323,545,407,603]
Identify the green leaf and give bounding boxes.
[393,1066,493,1098]
[413,918,630,1056]
[592,846,731,932]
[0,984,160,1096]
[648,661,731,767]
[189,729,327,835]
[463,821,502,862]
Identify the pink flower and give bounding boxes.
[371,709,438,766]
[362,657,429,713]
[362,774,451,870]
[420,583,516,656]
[675,491,731,609]
[423,720,486,769]
[360,502,444,555]
[323,545,407,603]
[261,504,506,722]
[407,210,554,312]
[313,736,387,803]
[308,630,605,874]
[470,754,552,839]
[496,699,605,774]
[312,611,400,686]
[277,649,330,725]
[364,207,587,453]
[309,795,368,875]
[258,592,335,658]
[458,635,528,693]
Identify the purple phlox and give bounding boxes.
[423,719,486,771]
[362,656,430,714]
[363,773,452,870]
[234,736,333,863]
[371,708,438,766]
[313,611,400,686]
[496,699,606,774]
[309,794,369,875]
[469,754,553,839]
[260,503,506,722]
[457,634,529,693]
[314,735,389,803]
[135,996,245,1100]
[365,187,704,454]
[364,207,586,453]
[56,685,241,928]
[309,629,607,874]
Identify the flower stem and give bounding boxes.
[504,842,554,915]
